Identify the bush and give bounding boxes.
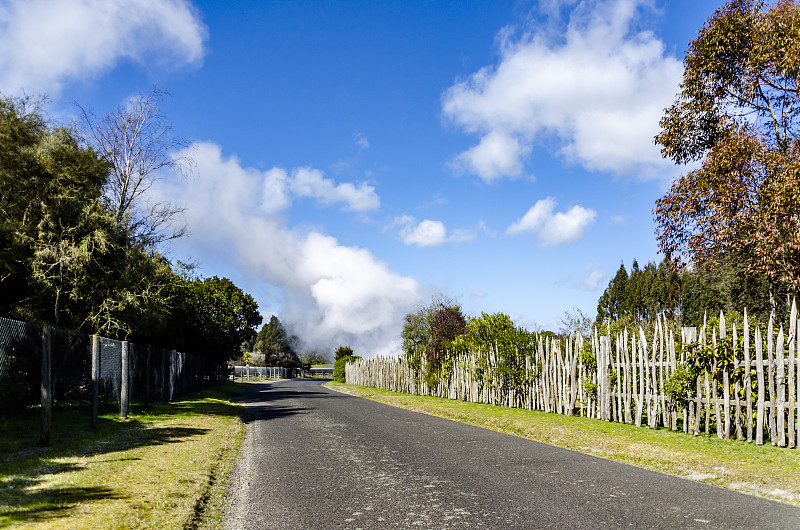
[333,348,360,383]
[664,363,693,407]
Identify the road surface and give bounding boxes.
[225,379,800,529]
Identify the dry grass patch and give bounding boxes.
[327,381,800,506]
[0,384,244,529]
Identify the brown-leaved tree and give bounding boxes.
[654,0,800,310]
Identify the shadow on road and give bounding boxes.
[241,406,310,423]
[233,380,345,423]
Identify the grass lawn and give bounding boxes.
[0,383,244,529]
[327,381,800,507]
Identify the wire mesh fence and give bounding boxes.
[231,365,290,381]
[0,315,229,445]
[0,316,40,410]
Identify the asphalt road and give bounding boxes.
[224,379,800,529]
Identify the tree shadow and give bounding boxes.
[241,405,310,424]
[0,422,212,525]
[90,424,212,453]
[0,458,122,523]
[0,485,123,525]
[1,383,243,462]
[231,380,356,423]
[231,382,346,406]
[130,398,240,420]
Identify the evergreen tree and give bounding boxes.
[255,316,301,368]
[597,263,629,321]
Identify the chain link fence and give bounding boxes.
[0,317,40,409]
[231,365,291,380]
[0,315,229,445]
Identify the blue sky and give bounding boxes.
[0,0,724,355]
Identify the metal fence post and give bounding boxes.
[120,340,129,418]
[40,325,52,446]
[169,350,176,401]
[145,345,151,409]
[91,334,99,429]
[161,349,166,403]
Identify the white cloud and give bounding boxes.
[581,269,607,291]
[507,199,553,235]
[262,168,290,214]
[390,216,446,247]
[557,263,607,291]
[507,197,595,246]
[356,133,370,150]
[451,130,531,182]
[168,146,377,215]
[152,142,414,356]
[403,219,448,248]
[391,216,485,247]
[442,0,683,182]
[0,0,207,96]
[290,166,379,212]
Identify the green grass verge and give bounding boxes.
[0,383,245,529]
[326,381,800,507]
[0,401,130,462]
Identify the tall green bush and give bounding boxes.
[333,346,360,383]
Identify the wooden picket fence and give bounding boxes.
[346,303,800,448]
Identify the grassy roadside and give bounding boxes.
[0,383,245,529]
[326,381,800,507]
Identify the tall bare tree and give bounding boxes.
[79,88,192,247]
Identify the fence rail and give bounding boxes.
[0,315,227,445]
[347,304,800,449]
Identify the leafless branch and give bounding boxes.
[77,87,192,248]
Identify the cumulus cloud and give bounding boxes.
[0,0,207,96]
[207,158,377,215]
[442,0,683,182]
[391,216,485,247]
[507,197,595,246]
[153,142,415,355]
[451,130,531,181]
[403,219,448,248]
[289,166,380,212]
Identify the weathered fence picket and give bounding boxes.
[347,302,800,449]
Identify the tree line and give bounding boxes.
[400,295,538,392]
[595,256,772,330]
[0,93,261,366]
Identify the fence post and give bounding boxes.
[169,350,176,401]
[120,341,129,419]
[144,345,151,409]
[40,325,52,446]
[161,349,167,403]
[91,334,100,429]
